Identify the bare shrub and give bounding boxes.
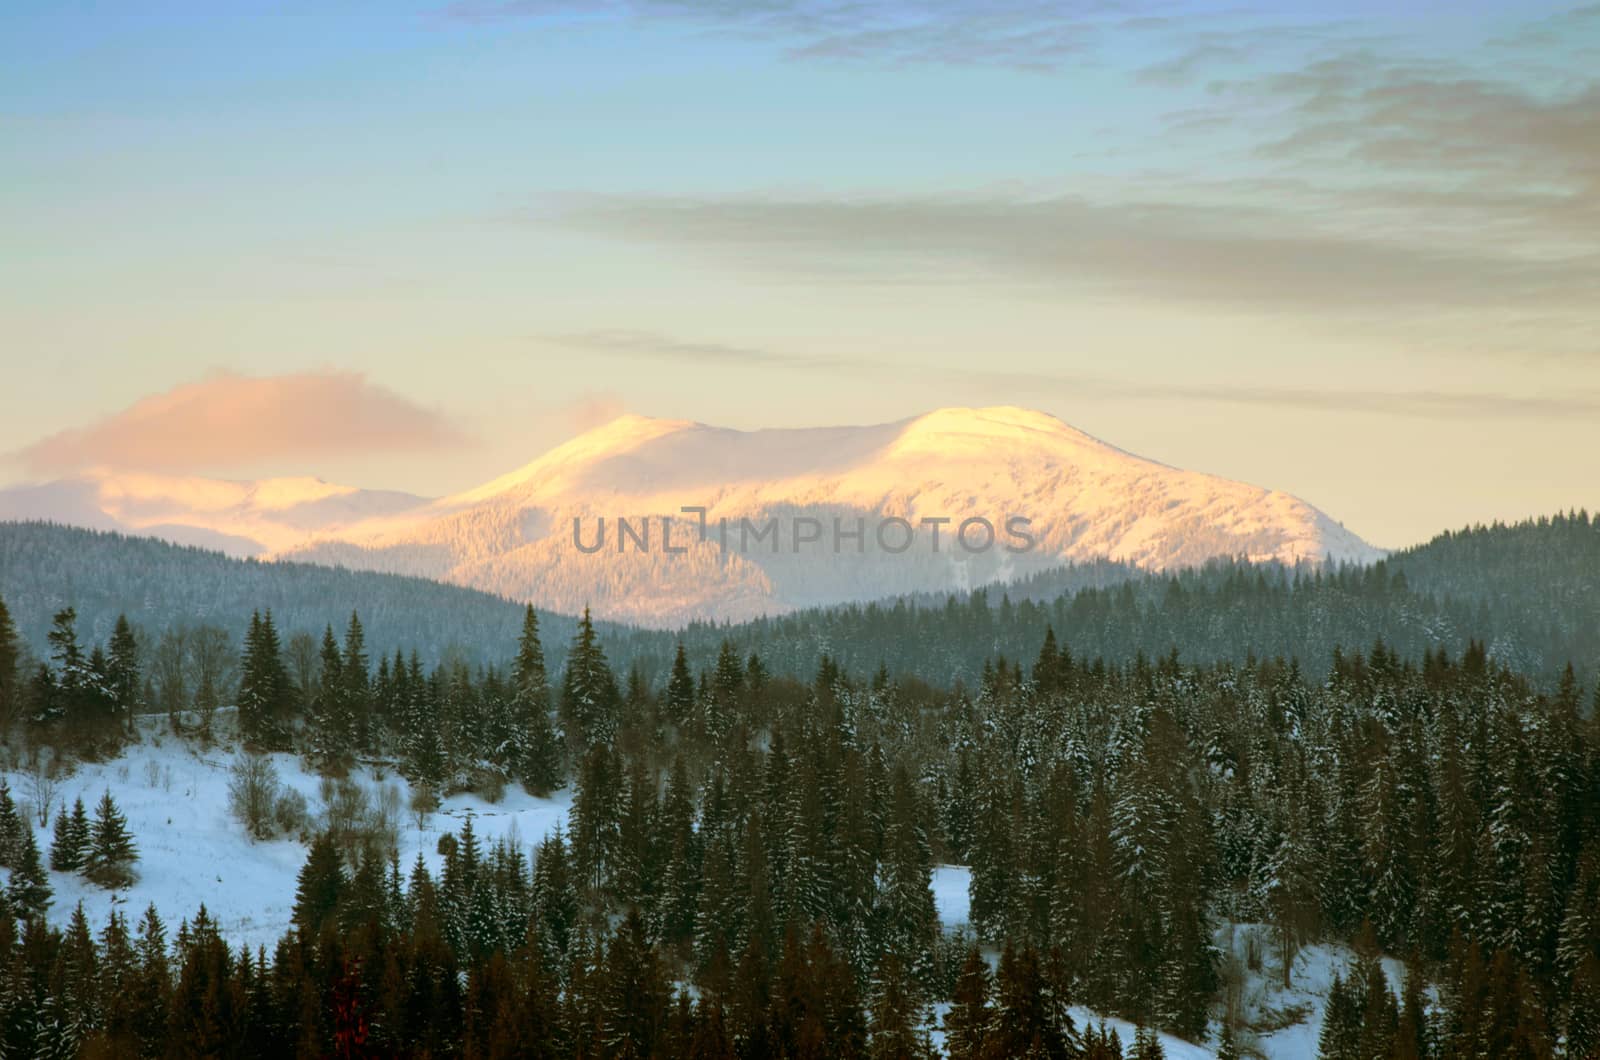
[228,753,281,841]
[410,782,439,829]
[274,788,310,839]
[321,777,382,867]
[22,748,62,828]
[471,767,506,805]
[370,782,402,854]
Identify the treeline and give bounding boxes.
[679,511,1600,690]
[4,512,1599,697]
[0,521,626,671]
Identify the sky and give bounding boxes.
[1,0,1596,548]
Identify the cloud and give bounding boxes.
[556,326,1600,421]
[545,329,865,370]
[15,371,469,476]
[442,0,1156,72]
[557,190,1594,316]
[968,370,1600,421]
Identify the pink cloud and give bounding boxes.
[16,371,469,475]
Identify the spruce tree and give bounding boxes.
[600,909,669,1058]
[8,826,51,916]
[0,592,18,729]
[512,605,561,793]
[560,608,618,752]
[47,607,91,725]
[1215,1022,1241,1060]
[292,832,346,938]
[308,626,351,771]
[1318,972,1360,1060]
[869,951,933,1059]
[86,789,138,887]
[943,947,993,1060]
[341,611,371,751]
[664,642,695,732]
[1132,1024,1166,1060]
[49,796,89,873]
[106,614,141,735]
[239,610,291,749]
[0,779,23,867]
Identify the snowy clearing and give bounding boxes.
[5,730,570,953]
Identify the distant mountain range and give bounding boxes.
[0,407,1381,625]
[0,470,428,556]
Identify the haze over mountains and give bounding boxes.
[0,469,428,557]
[0,407,1380,625]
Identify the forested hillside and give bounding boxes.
[0,522,638,670]
[0,592,1594,1056]
[3,513,1596,697]
[677,512,1600,691]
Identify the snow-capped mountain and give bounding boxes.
[272,407,1381,625]
[0,470,430,557]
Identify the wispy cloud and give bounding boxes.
[558,190,1595,317]
[552,327,1600,420]
[970,370,1600,421]
[442,0,1165,72]
[13,372,469,477]
[545,329,865,370]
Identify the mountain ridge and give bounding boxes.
[275,406,1382,624]
[1,407,1381,625]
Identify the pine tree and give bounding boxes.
[943,947,993,1060]
[131,903,170,1054]
[341,610,371,751]
[308,625,352,771]
[106,614,141,735]
[49,796,89,873]
[86,788,138,887]
[47,606,93,726]
[991,941,1074,1059]
[239,609,291,749]
[571,746,621,896]
[0,592,19,730]
[877,763,938,990]
[560,608,618,752]
[1132,1024,1166,1060]
[664,642,695,733]
[0,778,23,866]
[402,651,445,787]
[1568,952,1600,1060]
[1318,972,1360,1060]
[1215,1021,1241,1060]
[704,640,743,748]
[600,909,669,1058]
[8,826,51,916]
[512,605,562,794]
[869,951,933,1059]
[293,831,346,938]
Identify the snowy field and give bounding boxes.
[5,735,1369,1058]
[4,727,571,953]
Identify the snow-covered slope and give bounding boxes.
[6,730,571,955]
[0,470,430,557]
[8,740,1349,1059]
[1,408,1379,624]
[279,407,1381,625]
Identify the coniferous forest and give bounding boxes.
[0,515,1598,1057]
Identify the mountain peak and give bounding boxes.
[273,405,1380,625]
